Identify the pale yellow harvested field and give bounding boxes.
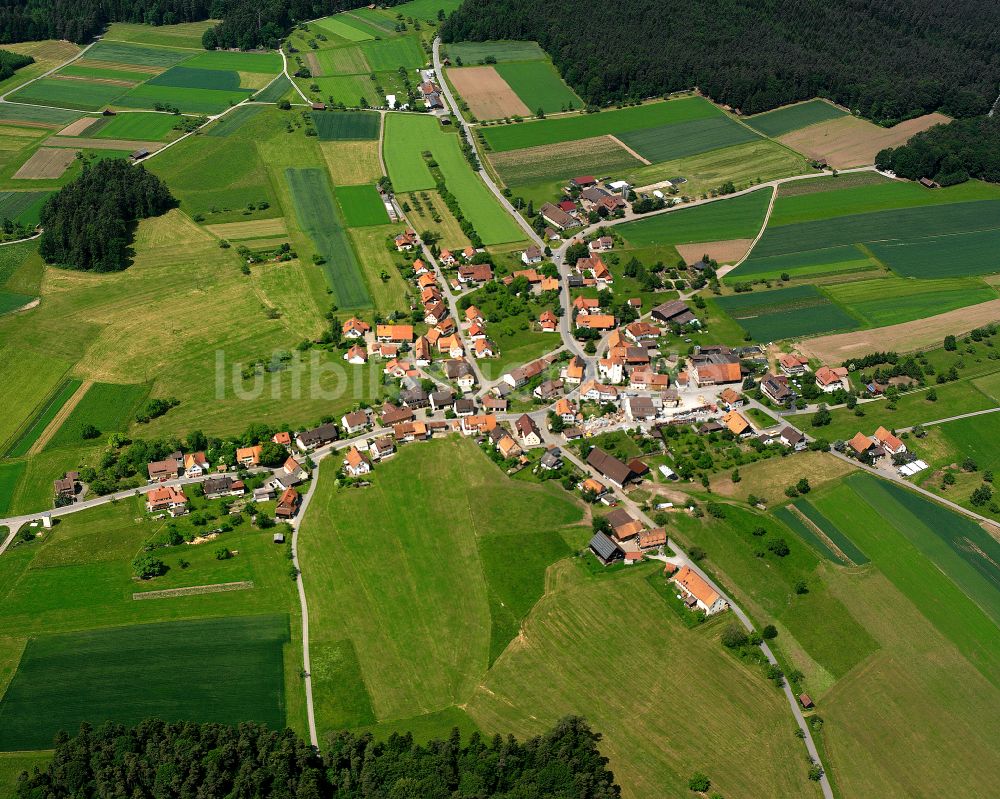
[47,136,164,151]
[13,147,78,179]
[205,217,288,240]
[56,117,101,137]
[448,66,530,119]
[780,113,950,168]
[306,52,322,77]
[238,71,274,90]
[799,298,1000,362]
[319,140,383,184]
[51,73,137,88]
[677,238,754,265]
[75,58,164,75]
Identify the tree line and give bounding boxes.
[442,0,1000,122]
[875,116,1000,185]
[14,716,621,799]
[39,159,174,272]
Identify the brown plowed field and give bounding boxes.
[676,238,754,265]
[13,147,78,178]
[448,66,530,120]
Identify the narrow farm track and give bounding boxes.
[27,379,92,456]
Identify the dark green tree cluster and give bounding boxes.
[39,159,174,272]
[442,0,1000,121]
[0,47,32,79]
[15,716,620,799]
[875,115,1000,185]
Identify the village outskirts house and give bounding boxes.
[671,565,728,615]
[815,365,850,393]
[146,485,188,516]
[515,414,542,446]
[203,475,245,500]
[344,446,372,477]
[296,423,340,452]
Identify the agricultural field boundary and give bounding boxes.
[26,379,92,456]
[1,377,79,459]
[133,580,255,600]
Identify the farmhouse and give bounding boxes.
[848,432,882,459]
[779,353,810,376]
[576,314,616,331]
[589,531,624,565]
[638,527,667,549]
[458,263,493,283]
[276,488,300,519]
[625,395,658,423]
[671,565,728,615]
[203,476,245,499]
[394,229,417,250]
[146,485,188,516]
[296,423,340,452]
[587,447,635,487]
[53,472,78,503]
[147,458,180,482]
[624,321,660,343]
[651,300,698,326]
[605,508,644,542]
[690,347,742,387]
[570,175,597,188]
[873,425,906,455]
[540,202,576,231]
[719,388,743,410]
[629,371,670,391]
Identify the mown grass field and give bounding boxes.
[0,103,82,126]
[45,382,148,450]
[348,225,413,314]
[359,37,426,71]
[4,378,81,459]
[868,228,1000,278]
[726,244,878,281]
[490,135,642,187]
[0,461,25,514]
[0,615,289,751]
[446,41,548,64]
[335,183,389,227]
[313,16,375,42]
[618,188,771,247]
[493,60,580,114]
[205,104,264,137]
[0,346,70,454]
[385,114,524,244]
[92,112,179,141]
[716,283,858,340]
[102,20,215,49]
[8,78,128,111]
[0,191,50,225]
[83,41,192,68]
[618,114,761,163]
[823,276,997,327]
[745,99,848,137]
[285,167,371,308]
[311,111,380,141]
[481,96,722,152]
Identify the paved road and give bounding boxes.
[900,405,1000,431]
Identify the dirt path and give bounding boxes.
[608,134,651,165]
[28,379,91,455]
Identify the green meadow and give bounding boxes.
[745,99,848,137]
[493,60,581,114]
[618,188,771,247]
[311,111,380,141]
[93,112,180,141]
[335,184,389,227]
[716,284,858,340]
[618,115,761,163]
[45,382,149,450]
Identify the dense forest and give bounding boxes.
[14,716,620,799]
[442,0,1000,122]
[876,116,1000,185]
[39,159,174,272]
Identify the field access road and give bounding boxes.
[556,445,834,799]
[432,37,545,249]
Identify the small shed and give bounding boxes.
[273,532,286,544]
[799,693,814,709]
[131,149,149,161]
[311,102,326,111]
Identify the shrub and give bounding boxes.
[132,554,166,580]
[688,772,711,792]
[766,537,790,557]
[721,624,748,648]
[762,624,778,639]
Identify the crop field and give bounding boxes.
[747,199,1000,265]
[58,64,150,83]
[779,112,950,169]
[617,115,761,163]
[811,474,1000,682]
[184,50,282,73]
[12,148,76,179]
[311,110,379,140]
[619,189,771,247]
[335,183,389,227]
[309,46,367,76]
[148,65,242,91]
[8,78,128,111]
[0,40,81,97]
[349,8,398,31]
[868,228,1000,277]
[45,382,148,450]
[253,74,292,103]
[84,41,193,68]
[773,506,844,563]
[91,112,179,140]
[716,284,858,340]
[0,103,82,126]
[102,20,215,49]
[313,16,375,42]
[489,134,642,187]
[391,0,462,17]
[0,345,70,455]
[0,461,25,514]
[359,36,426,71]
[0,191,51,225]
[745,99,848,137]
[385,114,524,244]
[446,40,548,64]
[449,66,530,119]
[493,60,581,114]
[4,378,81,459]
[119,82,253,114]
[320,140,382,184]
[310,74,379,107]
[0,615,289,751]
[726,244,878,281]
[823,276,997,327]
[791,499,869,564]
[205,104,264,137]
[481,96,722,152]
[285,167,371,308]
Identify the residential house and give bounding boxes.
[780,426,807,450]
[760,373,793,404]
[439,249,456,266]
[521,245,543,265]
[461,414,497,435]
[437,333,465,358]
[272,431,292,448]
[554,397,577,424]
[629,371,669,391]
[369,435,396,460]
[503,359,545,389]
[342,317,370,339]
[236,445,263,468]
[539,447,563,470]
[400,387,429,409]
[393,421,429,442]
[413,336,431,365]
[381,404,414,426]
[579,379,618,403]
[424,301,448,326]
[533,379,563,400]
[462,246,477,261]
[344,446,372,476]
[689,348,742,387]
[671,565,728,615]
[453,398,476,416]
[539,310,558,332]
[276,488,300,519]
[344,344,368,364]
[376,324,414,343]
[562,356,585,384]
[589,235,613,252]
[444,358,477,392]
[394,229,417,251]
[873,425,906,455]
[412,258,430,276]
[848,432,882,460]
[598,357,624,385]
[147,458,181,482]
[496,434,522,459]
[779,353,810,376]
[146,485,188,516]
[638,527,667,549]
[605,507,644,543]
[254,485,275,502]
[203,476,245,499]
[474,338,496,359]
[465,305,483,324]
[576,314,616,331]
[482,395,508,412]
[625,395,658,423]
[572,295,600,315]
[815,365,850,393]
[624,321,660,343]
[722,410,752,437]
[719,387,743,410]
[296,423,339,452]
[458,263,493,283]
[515,414,542,445]
[183,451,209,477]
[580,477,606,497]
[341,410,369,435]
[53,473,78,502]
